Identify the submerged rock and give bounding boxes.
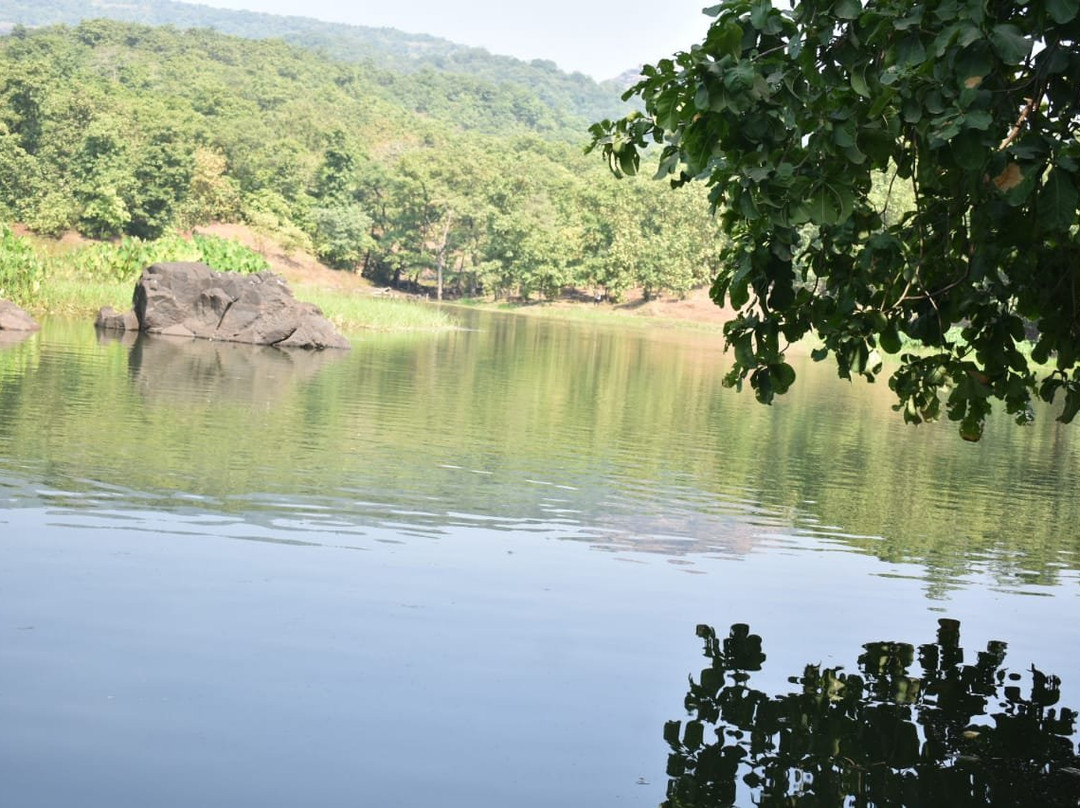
[97,262,350,350]
[0,299,40,332]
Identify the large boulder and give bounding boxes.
[96,262,350,350]
[0,299,40,332]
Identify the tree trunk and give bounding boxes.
[435,212,453,302]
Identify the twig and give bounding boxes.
[999,96,1037,151]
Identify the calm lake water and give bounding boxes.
[1,311,1078,807]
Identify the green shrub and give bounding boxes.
[60,234,266,283]
[191,234,268,274]
[0,225,45,305]
[62,236,195,283]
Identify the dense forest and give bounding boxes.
[0,15,722,302]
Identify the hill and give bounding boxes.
[0,0,634,126]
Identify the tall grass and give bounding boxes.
[32,267,133,317]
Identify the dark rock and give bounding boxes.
[99,262,350,350]
[0,299,40,332]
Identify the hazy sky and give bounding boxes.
[180,0,715,80]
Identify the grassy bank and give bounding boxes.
[27,270,456,334]
[292,285,456,333]
[451,296,730,334]
[28,264,131,318]
[1,226,456,334]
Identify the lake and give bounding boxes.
[2,311,1078,807]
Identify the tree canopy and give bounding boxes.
[590,0,1080,439]
[0,20,721,304]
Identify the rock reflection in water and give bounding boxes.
[663,620,1080,808]
[110,331,345,405]
[0,328,36,347]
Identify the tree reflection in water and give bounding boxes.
[662,620,1080,808]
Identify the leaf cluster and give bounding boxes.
[590,0,1080,439]
[0,223,43,303]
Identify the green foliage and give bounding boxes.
[65,236,193,282]
[310,204,375,270]
[175,146,241,228]
[590,0,1080,439]
[191,234,268,274]
[59,234,265,283]
[0,224,43,304]
[126,130,194,240]
[0,228,267,315]
[0,19,717,306]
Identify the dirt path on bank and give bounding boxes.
[194,223,372,293]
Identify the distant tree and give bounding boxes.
[73,115,134,239]
[126,129,193,239]
[314,130,360,205]
[590,0,1080,439]
[176,146,242,228]
[311,204,375,270]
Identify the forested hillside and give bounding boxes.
[0,0,631,125]
[0,20,723,301]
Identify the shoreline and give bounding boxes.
[7,222,740,335]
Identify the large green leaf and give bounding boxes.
[950,130,987,170]
[769,362,797,392]
[849,64,872,98]
[834,0,862,20]
[807,183,841,225]
[1059,388,1080,423]
[954,45,994,85]
[989,25,1032,64]
[1047,0,1080,23]
[716,21,744,57]
[961,109,993,131]
[895,35,926,68]
[1037,168,1080,232]
[750,0,774,30]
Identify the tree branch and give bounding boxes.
[999,96,1037,151]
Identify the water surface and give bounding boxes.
[1,313,1078,806]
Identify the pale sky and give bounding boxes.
[181,0,715,80]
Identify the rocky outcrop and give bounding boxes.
[0,299,40,332]
[96,262,350,350]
